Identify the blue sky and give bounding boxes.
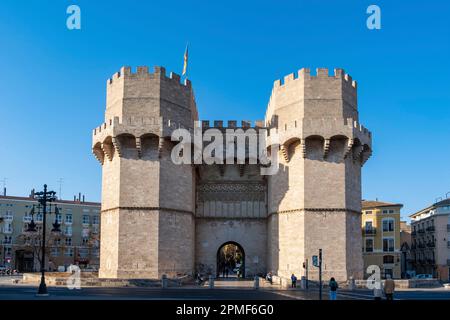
[0,0,449,219]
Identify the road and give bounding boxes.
[0,284,449,300]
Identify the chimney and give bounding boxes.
[78,192,81,202]
[82,195,85,203]
[74,195,76,201]
[3,187,6,196]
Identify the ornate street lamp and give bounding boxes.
[26,184,60,296]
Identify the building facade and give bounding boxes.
[410,198,450,281]
[92,66,372,281]
[361,201,402,279]
[0,193,100,272]
[400,221,414,278]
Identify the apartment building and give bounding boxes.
[362,200,402,279]
[0,191,100,272]
[410,198,450,281]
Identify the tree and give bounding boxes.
[15,226,64,272]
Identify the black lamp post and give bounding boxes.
[27,184,61,296]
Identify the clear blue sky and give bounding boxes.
[0,0,449,219]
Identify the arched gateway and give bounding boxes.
[216,242,245,278]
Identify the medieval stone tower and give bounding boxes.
[92,66,372,281]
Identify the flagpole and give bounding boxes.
[183,42,189,83]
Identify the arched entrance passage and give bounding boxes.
[216,241,245,278]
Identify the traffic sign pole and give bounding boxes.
[319,249,322,300]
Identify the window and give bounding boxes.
[3,223,13,233]
[384,268,393,279]
[383,238,395,252]
[93,215,100,225]
[82,215,90,225]
[82,237,89,245]
[365,210,372,215]
[64,226,72,236]
[51,247,59,257]
[56,214,62,223]
[388,210,394,214]
[383,255,395,264]
[23,213,32,222]
[64,248,74,257]
[82,228,90,238]
[92,249,99,257]
[54,238,61,246]
[365,239,374,252]
[5,210,13,220]
[3,236,12,244]
[365,221,373,231]
[383,219,395,232]
[79,248,89,258]
[65,237,72,246]
[382,210,388,214]
[65,214,72,224]
[36,213,43,222]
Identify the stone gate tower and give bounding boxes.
[92,66,372,282]
[265,68,372,280]
[92,66,197,278]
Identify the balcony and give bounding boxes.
[418,229,425,234]
[3,215,13,222]
[363,228,377,235]
[426,226,435,232]
[3,228,13,234]
[411,231,417,236]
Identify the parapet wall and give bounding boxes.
[107,66,191,89]
[265,68,358,126]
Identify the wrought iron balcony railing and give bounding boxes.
[363,228,377,235]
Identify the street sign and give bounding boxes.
[312,255,318,267]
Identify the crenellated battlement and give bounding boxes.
[272,68,357,89]
[106,66,191,89]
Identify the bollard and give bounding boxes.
[254,276,259,289]
[300,276,306,289]
[161,274,168,289]
[348,276,355,291]
[209,275,214,289]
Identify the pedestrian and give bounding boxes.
[266,271,273,285]
[328,277,338,300]
[291,273,297,288]
[384,274,395,300]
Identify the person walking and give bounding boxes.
[328,277,338,300]
[291,273,297,288]
[384,274,395,300]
